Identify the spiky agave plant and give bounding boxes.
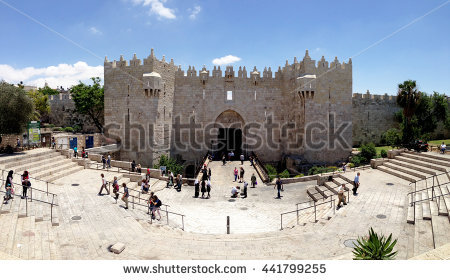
[352,227,398,260]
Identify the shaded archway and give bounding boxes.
[213,110,245,160]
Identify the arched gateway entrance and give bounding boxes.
[213,110,245,160]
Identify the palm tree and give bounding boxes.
[396,80,421,144]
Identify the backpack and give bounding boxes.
[156,199,162,208]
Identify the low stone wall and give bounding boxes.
[370,158,389,168]
[388,149,407,159]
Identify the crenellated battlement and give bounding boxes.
[352,90,397,102]
[104,48,177,70]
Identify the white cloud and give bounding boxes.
[188,5,201,19]
[89,27,102,35]
[0,62,104,88]
[132,0,176,19]
[212,55,242,66]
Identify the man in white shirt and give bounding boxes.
[98,173,110,195]
[231,186,239,198]
[353,172,360,195]
[336,184,347,209]
[440,142,446,154]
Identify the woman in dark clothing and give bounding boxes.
[4,170,14,202]
[194,179,200,198]
[206,180,211,198]
[201,180,206,198]
[21,170,30,199]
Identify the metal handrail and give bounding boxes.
[107,181,185,230]
[0,177,58,198]
[408,170,449,188]
[280,195,336,230]
[0,168,56,194]
[250,151,270,182]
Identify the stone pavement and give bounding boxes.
[0,151,447,259]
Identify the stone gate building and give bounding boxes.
[104,49,353,169]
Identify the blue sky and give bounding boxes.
[0,0,449,95]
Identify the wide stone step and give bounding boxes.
[0,149,56,165]
[382,162,429,179]
[332,177,351,190]
[33,161,79,179]
[421,192,432,220]
[315,185,331,199]
[389,159,439,175]
[406,151,450,162]
[4,151,60,169]
[44,165,84,183]
[18,156,68,175]
[401,152,450,167]
[377,166,420,183]
[323,182,338,194]
[395,156,448,172]
[306,188,319,202]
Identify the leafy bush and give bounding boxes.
[380,149,388,158]
[348,163,355,168]
[383,128,402,148]
[351,154,366,167]
[308,166,338,175]
[360,143,377,161]
[294,174,304,178]
[63,126,74,132]
[154,154,184,176]
[352,227,398,260]
[279,169,290,178]
[73,125,82,133]
[264,164,278,180]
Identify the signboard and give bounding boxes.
[27,121,41,145]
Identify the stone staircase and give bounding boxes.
[0,148,83,183]
[377,151,450,183]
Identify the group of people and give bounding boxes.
[73,146,89,158]
[101,154,111,169]
[194,165,212,198]
[130,160,142,173]
[98,173,162,220]
[3,170,32,203]
[335,172,361,209]
[166,171,183,191]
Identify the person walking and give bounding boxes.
[233,167,238,182]
[241,181,248,198]
[222,154,226,165]
[98,174,110,195]
[206,180,211,198]
[336,184,347,209]
[4,170,14,203]
[146,168,151,181]
[202,167,208,181]
[176,174,183,191]
[107,154,111,168]
[208,168,211,181]
[131,160,136,172]
[148,192,155,217]
[201,180,206,198]
[239,167,245,183]
[251,173,257,188]
[274,176,283,199]
[73,146,78,158]
[167,171,174,188]
[121,183,129,209]
[240,153,244,165]
[353,172,360,195]
[194,179,199,198]
[151,196,162,220]
[102,155,106,169]
[21,170,30,199]
[112,176,119,201]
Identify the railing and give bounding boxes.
[250,151,270,183]
[280,195,335,230]
[0,178,59,224]
[87,161,145,176]
[408,170,449,190]
[194,152,210,179]
[106,181,185,230]
[1,168,56,195]
[280,182,351,230]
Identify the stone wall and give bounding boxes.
[104,49,353,167]
[352,91,401,146]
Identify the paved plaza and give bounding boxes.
[2,149,449,260]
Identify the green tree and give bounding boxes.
[360,143,377,161]
[0,81,34,134]
[383,128,402,148]
[154,154,184,175]
[70,77,104,132]
[39,85,59,96]
[27,89,51,122]
[396,80,421,144]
